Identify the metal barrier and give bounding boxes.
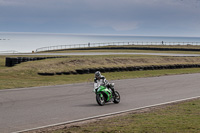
[35,41,200,52]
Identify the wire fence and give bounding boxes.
[35,41,200,52]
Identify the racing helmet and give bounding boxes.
[95,71,101,78]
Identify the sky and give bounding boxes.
[1,0,200,36]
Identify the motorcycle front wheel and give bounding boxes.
[113,91,120,104]
[96,93,105,106]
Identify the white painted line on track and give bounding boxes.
[13,95,200,133]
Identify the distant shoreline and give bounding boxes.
[1,32,200,38]
[1,33,200,52]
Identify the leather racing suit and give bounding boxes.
[93,75,115,94]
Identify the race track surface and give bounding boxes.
[0,73,200,133]
[1,52,200,56]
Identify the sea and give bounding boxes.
[1,32,200,53]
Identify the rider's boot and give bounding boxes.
[111,88,115,97]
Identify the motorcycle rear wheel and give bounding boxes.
[96,93,105,106]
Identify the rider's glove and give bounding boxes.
[93,88,98,93]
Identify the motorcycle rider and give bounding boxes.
[93,71,115,95]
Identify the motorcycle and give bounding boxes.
[94,83,120,106]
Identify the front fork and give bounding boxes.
[100,93,103,98]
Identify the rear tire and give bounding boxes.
[113,91,120,104]
[96,93,105,106]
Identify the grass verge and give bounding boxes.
[1,68,200,90]
[37,98,200,133]
[1,55,200,89]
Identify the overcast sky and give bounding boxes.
[1,0,200,36]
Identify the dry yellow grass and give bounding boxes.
[15,55,200,73]
[2,55,200,73]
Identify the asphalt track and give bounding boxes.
[1,52,200,56]
[0,73,200,133]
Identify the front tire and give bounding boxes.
[113,91,120,104]
[96,93,105,106]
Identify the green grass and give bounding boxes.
[1,55,200,89]
[1,67,200,90]
[53,98,200,133]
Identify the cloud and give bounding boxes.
[88,19,139,32]
[111,21,139,31]
[0,0,200,35]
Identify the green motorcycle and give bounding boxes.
[95,84,120,106]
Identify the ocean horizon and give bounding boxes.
[1,32,200,53]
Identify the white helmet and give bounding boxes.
[95,71,101,78]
